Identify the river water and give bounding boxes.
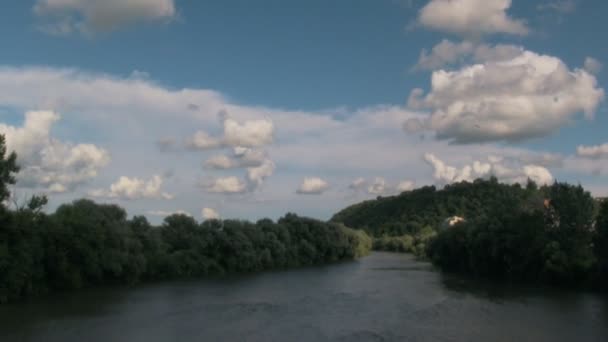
[1,252,607,342]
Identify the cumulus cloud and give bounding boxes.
[33,0,176,35]
[204,147,266,169]
[584,57,603,75]
[223,117,274,147]
[185,114,275,194]
[296,177,330,195]
[414,40,523,70]
[367,177,387,195]
[0,110,109,193]
[415,40,476,71]
[201,207,220,220]
[187,131,222,150]
[204,155,234,169]
[418,0,529,38]
[396,180,415,192]
[187,116,274,150]
[577,143,608,159]
[408,49,605,143]
[90,174,173,200]
[424,153,554,185]
[246,159,275,190]
[202,176,248,194]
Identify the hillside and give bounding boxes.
[331,178,545,237]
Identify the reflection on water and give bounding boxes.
[1,252,607,342]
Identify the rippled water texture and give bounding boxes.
[1,252,607,341]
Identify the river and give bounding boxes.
[0,252,607,341]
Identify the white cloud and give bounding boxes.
[296,177,330,195]
[1,65,602,217]
[397,180,415,192]
[584,57,603,75]
[202,153,275,194]
[147,209,192,217]
[415,40,475,71]
[202,176,248,194]
[577,143,608,159]
[414,40,524,71]
[188,117,274,150]
[90,174,173,200]
[418,0,529,37]
[367,177,387,195]
[33,0,176,35]
[223,117,274,147]
[234,147,267,165]
[182,111,276,195]
[204,155,234,169]
[521,165,554,185]
[408,49,605,143]
[424,153,554,185]
[187,131,222,150]
[201,207,220,220]
[472,43,524,62]
[0,110,109,192]
[204,148,266,169]
[246,159,275,190]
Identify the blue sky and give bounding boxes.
[0,0,607,221]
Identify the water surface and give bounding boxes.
[1,252,607,341]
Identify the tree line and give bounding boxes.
[0,135,371,303]
[333,174,608,288]
[426,182,608,287]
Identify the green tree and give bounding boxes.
[594,200,608,283]
[0,134,19,204]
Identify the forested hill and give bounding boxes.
[332,177,608,287]
[332,178,563,237]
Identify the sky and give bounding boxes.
[0,0,607,222]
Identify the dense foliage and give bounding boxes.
[425,183,605,285]
[372,227,436,256]
[594,200,608,286]
[332,178,542,236]
[0,135,371,303]
[333,175,608,287]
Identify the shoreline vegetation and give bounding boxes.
[333,176,608,290]
[0,199,373,304]
[0,135,372,303]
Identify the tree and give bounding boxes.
[595,200,608,283]
[0,134,19,204]
[541,183,596,282]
